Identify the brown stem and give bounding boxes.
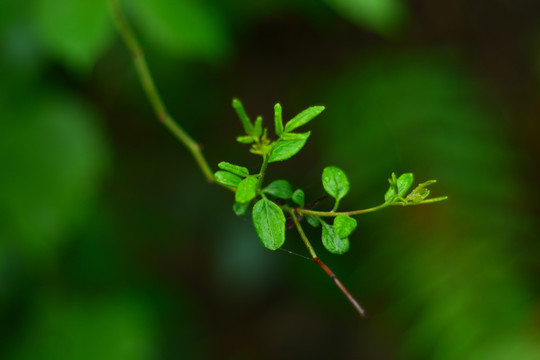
[288,209,366,318]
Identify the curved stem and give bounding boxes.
[288,209,366,317]
[110,0,214,183]
[300,202,392,217]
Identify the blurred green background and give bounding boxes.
[1,0,540,359]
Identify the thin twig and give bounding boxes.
[288,209,366,317]
[299,197,447,217]
[299,202,390,217]
[109,0,215,183]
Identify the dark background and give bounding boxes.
[1,0,540,359]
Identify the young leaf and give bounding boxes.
[292,189,305,207]
[254,116,263,137]
[236,135,254,144]
[281,132,310,141]
[306,214,320,227]
[214,171,242,187]
[274,103,283,136]
[233,202,249,216]
[268,131,310,163]
[252,198,286,250]
[263,180,293,199]
[322,166,350,200]
[405,180,437,203]
[384,172,414,202]
[232,98,254,135]
[218,161,249,177]
[333,215,357,239]
[321,220,349,255]
[284,106,325,133]
[235,175,258,203]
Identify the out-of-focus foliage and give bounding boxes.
[129,0,231,61]
[321,54,539,359]
[32,0,112,69]
[7,295,156,360]
[0,90,108,257]
[1,0,539,359]
[324,0,407,36]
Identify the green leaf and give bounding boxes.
[252,198,286,250]
[8,295,155,360]
[214,171,242,187]
[306,214,320,227]
[254,116,263,137]
[292,189,305,207]
[322,166,350,200]
[263,180,293,199]
[284,106,325,133]
[236,135,254,144]
[321,220,349,255]
[232,98,254,135]
[281,132,310,141]
[333,215,357,239]
[33,0,112,69]
[405,180,437,203]
[268,131,310,163]
[235,175,258,203]
[218,161,249,177]
[233,202,249,216]
[0,91,108,258]
[384,172,414,202]
[274,103,283,136]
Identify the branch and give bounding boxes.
[109,0,215,183]
[288,209,366,317]
[299,197,448,217]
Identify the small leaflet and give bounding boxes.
[235,175,258,203]
[322,166,350,200]
[292,189,305,207]
[268,131,310,163]
[333,215,357,239]
[284,106,325,133]
[252,198,286,250]
[214,171,242,187]
[263,180,293,199]
[384,173,414,202]
[321,220,349,255]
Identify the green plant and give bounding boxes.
[110,0,447,317]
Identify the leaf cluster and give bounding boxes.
[215,100,447,256]
[384,172,448,205]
